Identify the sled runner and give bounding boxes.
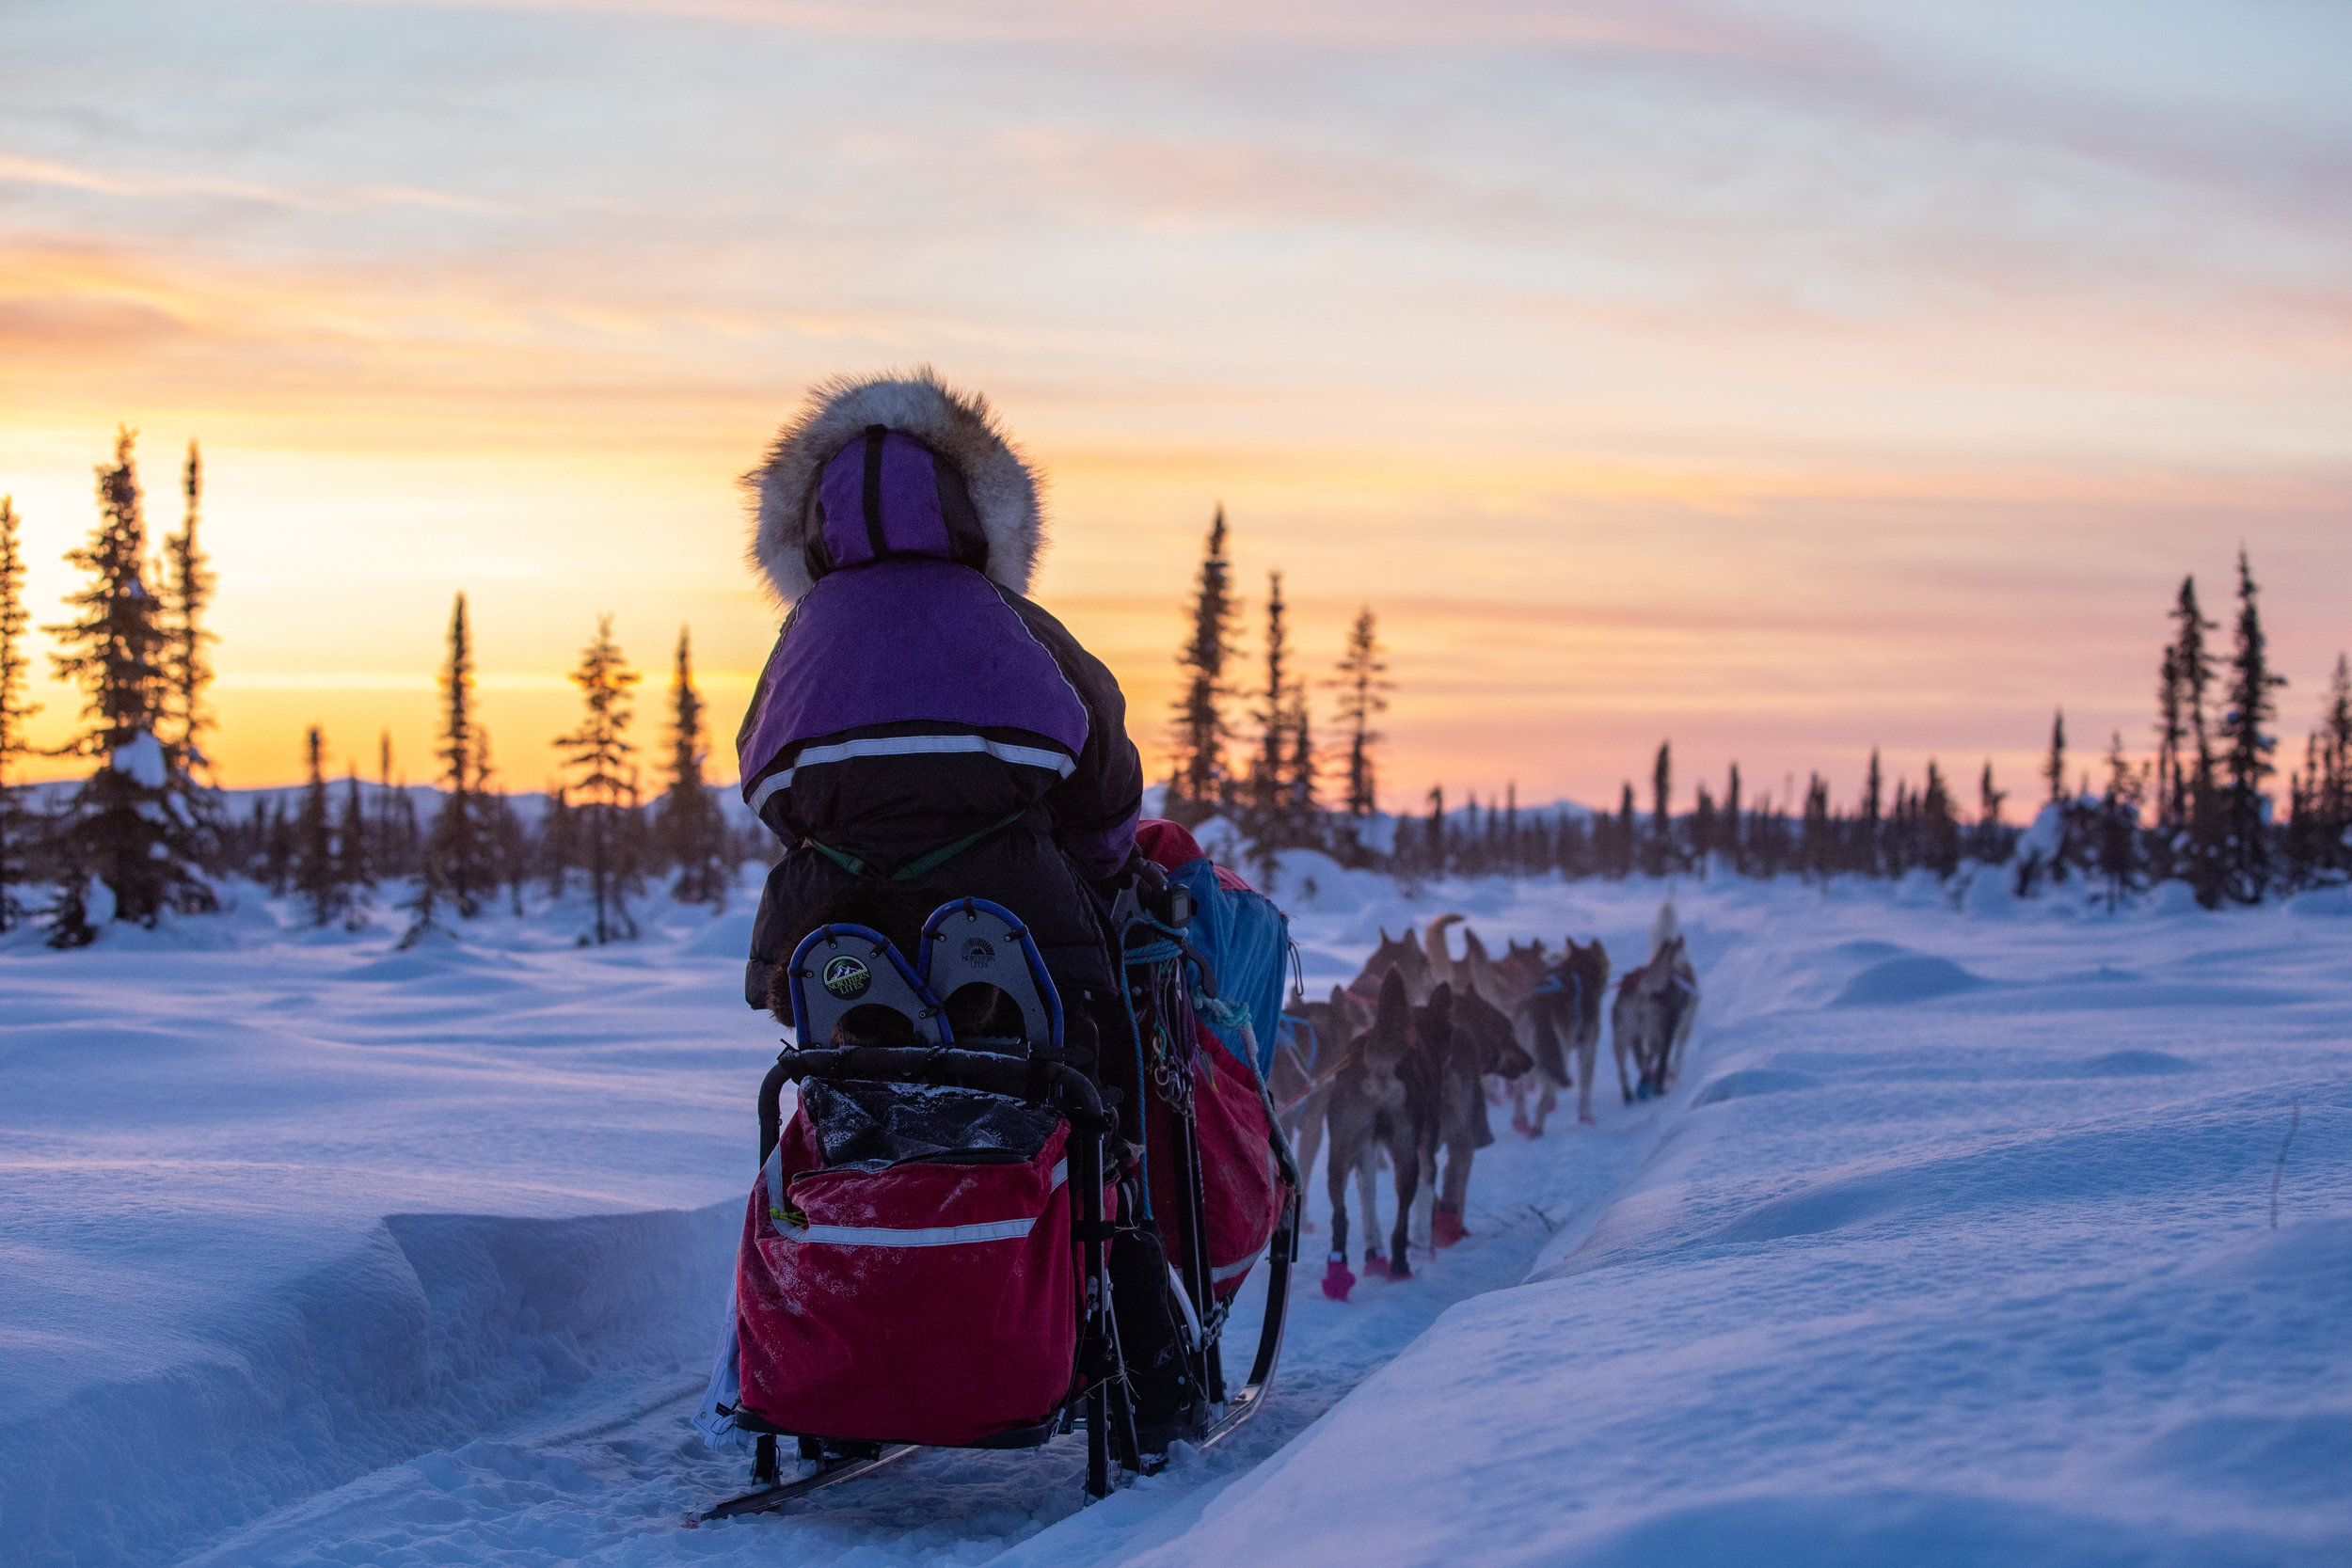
[699,879,1298,1522]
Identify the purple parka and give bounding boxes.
[735,373,1143,1015]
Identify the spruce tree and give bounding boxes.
[2169,577,2217,793]
[1857,749,1883,876]
[541,786,577,898]
[1916,762,1959,877]
[44,430,215,936]
[1719,763,1740,874]
[1614,783,1637,879]
[160,446,215,770]
[2312,655,2352,882]
[2096,732,2145,907]
[1330,606,1390,819]
[293,725,343,927]
[1978,761,2008,862]
[2154,641,2186,830]
[557,615,642,942]
[1284,684,1316,833]
[1800,774,1834,879]
[2043,710,2067,803]
[1646,742,1673,877]
[1424,784,1446,877]
[2217,549,2285,901]
[1251,570,1289,828]
[336,771,373,926]
[1168,507,1237,821]
[469,728,529,915]
[374,730,420,879]
[657,626,732,908]
[0,496,37,931]
[426,594,495,916]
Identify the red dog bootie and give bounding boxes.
[1510,1106,1533,1135]
[1321,1255,1357,1302]
[1361,1251,1390,1278]
[1433,1205,1467,1249]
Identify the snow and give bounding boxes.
[4,864,2347,1567]
[110,730,168,789]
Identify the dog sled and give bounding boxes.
[694,824,1299,1522]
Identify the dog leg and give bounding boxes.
[1509,1079,1533,1137]
[1389,1142,1421,1278]
[1356,1152,1390,1275]
[1408,1146,1437,1252]
[1578,1036,1598,1124]
[1294,1096,1326,1231]
[1433,1142,1471,1248]
[1323,1138,1356,1301]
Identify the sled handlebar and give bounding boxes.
[758,1045,1113,1165]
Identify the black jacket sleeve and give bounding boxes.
[1006,591,1143,880]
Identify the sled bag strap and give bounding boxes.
[804,810,1028,883]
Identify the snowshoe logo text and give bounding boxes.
[820,955,873,999]
[961,937,996,966]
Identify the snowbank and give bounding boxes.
[0,902,777,1568]
[1108,889,2350,1568]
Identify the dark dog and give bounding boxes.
[1320,970,1437,1298]
[1417,980,1534,1247]
[1613,928,1696,1102]
[1513,937,1612,1132]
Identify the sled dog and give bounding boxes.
[1511,936,1612,1132]
[1613,904,1698,1101]
[1413,979,1534,1248]
[1322,970,1437,1293]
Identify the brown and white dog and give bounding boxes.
[1347,926,1436,1007]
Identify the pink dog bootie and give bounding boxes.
[1321,1254,1357,1302]
[1361,1251,1390,1278]
[1432,1206,1467,1249]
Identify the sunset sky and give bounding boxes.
[3,0,2346,812]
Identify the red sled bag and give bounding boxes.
[735,1082,1085,1447]
[1146,1029,1284,1300]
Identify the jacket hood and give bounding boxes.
[746,368,1045,603]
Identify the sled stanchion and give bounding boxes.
[757,1055,792,1166]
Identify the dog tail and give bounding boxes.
[1423,913,1465,983]
[1650,900,1680,958]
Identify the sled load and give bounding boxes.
[694,822,1299,1520]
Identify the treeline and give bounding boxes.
[1160,506,1391,864]
[0,433,765,947]
[1156,513,2344,909]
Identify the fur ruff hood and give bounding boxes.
[746,368,1045,603]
